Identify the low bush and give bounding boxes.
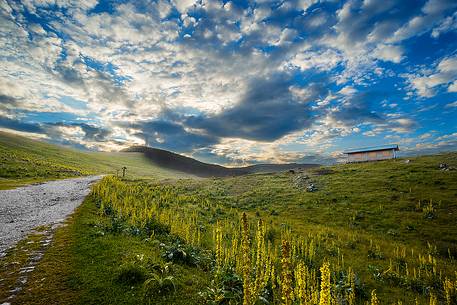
[199,267,243,305]
[142,262,177,302]
[109,217,125,234]
[161,240,212,268]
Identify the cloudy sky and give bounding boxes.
[1,0,457,165]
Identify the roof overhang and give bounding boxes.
[343,144,399,154]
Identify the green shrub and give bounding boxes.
[109,217,125,234]
[161,240,211,268]
[199,267,243,305]
[142,263,177,302]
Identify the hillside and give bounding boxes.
[5,151,456,304]
[0,132,193,189]
[123,145,319,177]
[0,132,319,189]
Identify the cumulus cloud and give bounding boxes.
[131,119,218,152]
[172,0,197,14]
[390,0,457,42]
[431,11,457,38]
[330,92,384,127]
[448,81,457,92]
[406,55,457,97]
[185,75,326,142]
[1,0,456,163]
[373,44,404,63]
[290,49,343,72]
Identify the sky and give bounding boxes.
[1,0,457,165]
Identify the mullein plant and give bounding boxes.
[214,221,223,273]
[294,261,317,305]
[281,240,294,305]
[92,177,457,305]
[319,260,331,305]
[241,212,252,305]
[251,219,268,302]
[370,290,379,305]
[443,275,456,305]
[429,292,438,305]
[346,267,356,305]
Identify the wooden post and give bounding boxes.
[122,166,127,178]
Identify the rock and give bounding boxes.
[306,183,317,192]
[439,163,449,171]
[292,174,309,187]
[292,173,317,191]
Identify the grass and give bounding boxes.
[242,154,455,302]
[175,152,457,302]
[0,225,52,301]
[0,131,193,189]
[76,152,455,304]
[12,196,210,305]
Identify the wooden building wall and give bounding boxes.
[347,149,395,162]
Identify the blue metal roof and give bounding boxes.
[343,144,399,154]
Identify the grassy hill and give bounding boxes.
[0,132,317,189]
[3,150,456,304]
[123,145,318,177]
[0,132,193,189]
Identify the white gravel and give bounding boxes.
[0,176,101,253]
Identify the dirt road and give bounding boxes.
[0,176,101,254]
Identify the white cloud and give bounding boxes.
[290,49,343,72]
[298,0,319,12]
[156,0,173,19]
[28,23,47,35]
[208,136,332,166]
[338,86,357,96]
[405,55,457,97]
[435,132,457,141]
[276,28,298,46]
[172,0,197,14]
[447,80,457,92]
[419,132,432,139]
[373,44,404,63]
[390,0,457,42]
[431,11,457,38]
[445,101,457,108]
[390,118,417,133]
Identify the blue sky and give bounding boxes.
[0,0,456,164]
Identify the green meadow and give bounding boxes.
[1,132,456,304]
[0,131,193,189]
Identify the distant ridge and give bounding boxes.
[122,145,319,177]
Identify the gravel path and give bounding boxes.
[0,176,101,254]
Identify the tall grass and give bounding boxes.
[92,176,457,304]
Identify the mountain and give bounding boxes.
[122,146,319,177]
